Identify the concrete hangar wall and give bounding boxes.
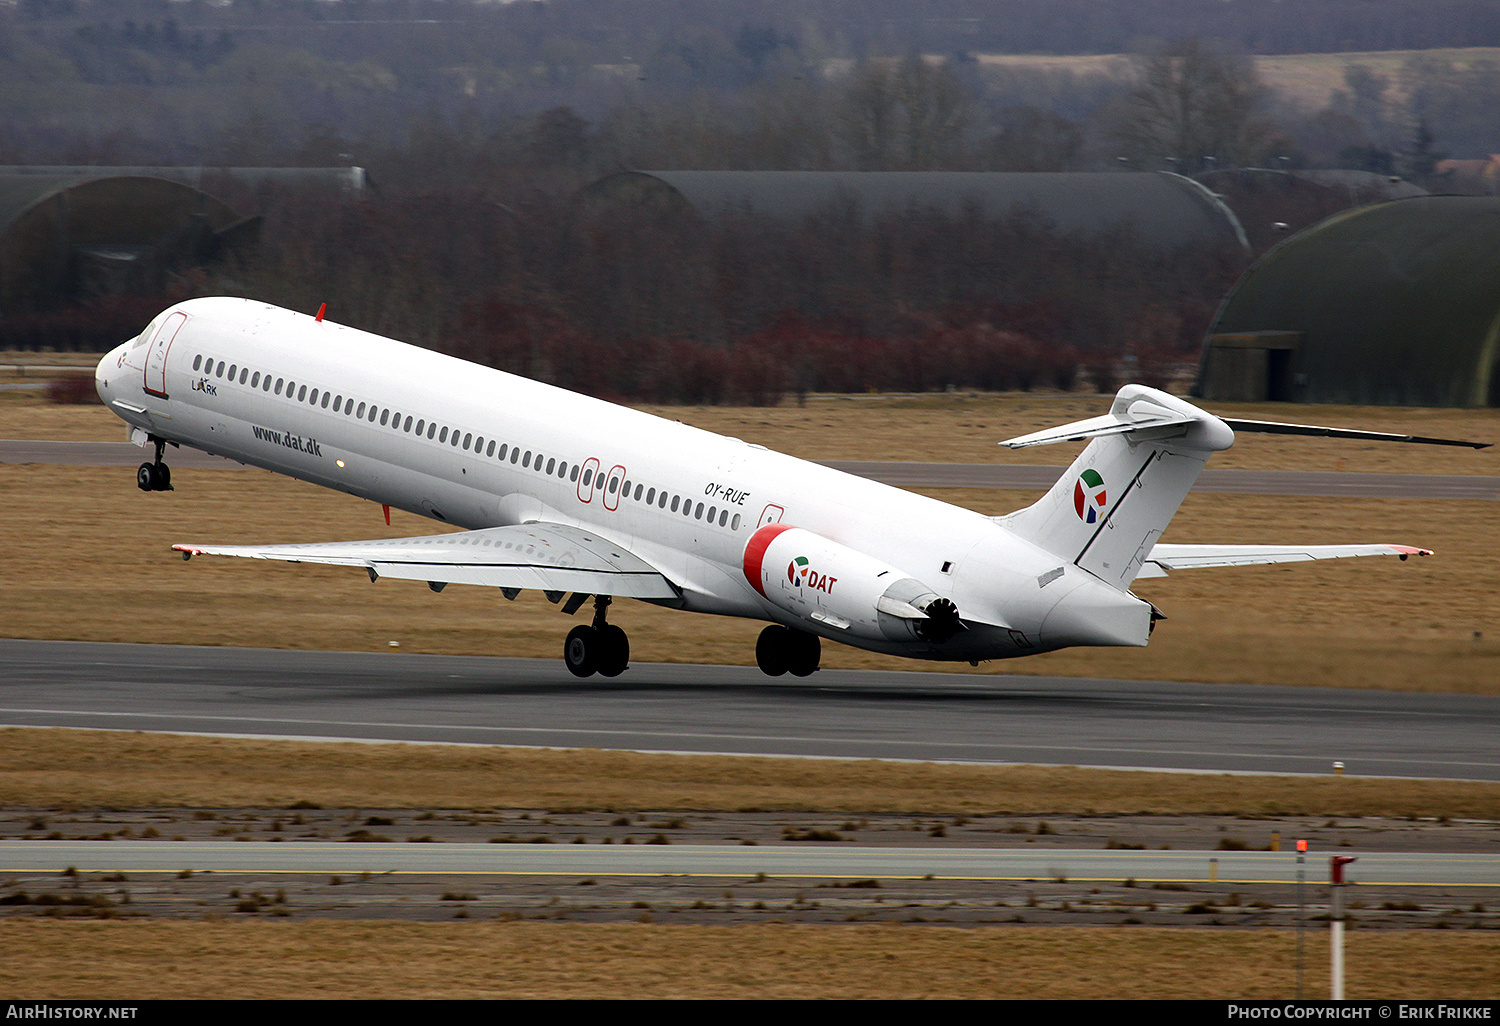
[0,174,257,317]
[578,170,1250,254]
[1199,196,1500,408]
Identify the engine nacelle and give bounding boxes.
[742,524,950,643]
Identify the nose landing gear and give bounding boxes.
[136,438,173,492]
[563,595,629,678]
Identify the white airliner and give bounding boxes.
[94,298,1482,678]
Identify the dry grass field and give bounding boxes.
[978,48,1500,111]
[6,728,1499,817]
[0,919,1492,999]
[3,384,1497,999]
[2,393,1494,692]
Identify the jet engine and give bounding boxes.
[742,525,956,643]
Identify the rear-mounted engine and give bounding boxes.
[742,524,957,643]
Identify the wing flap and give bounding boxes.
[1146,542,1431,573]
[174,522,681,600]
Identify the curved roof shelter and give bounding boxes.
[1199,196,1500,407]
[0,174,254,314]
[578,170,1249,253]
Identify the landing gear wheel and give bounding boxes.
[755,625,791,676]
[786,630,821,677]
[564,625,597,678]
[596,624,629,678]
[136,461,172,492]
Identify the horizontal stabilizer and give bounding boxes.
[1220,418,1490,449]
[174,522,680,600]
[1143,542,1431,576]
[999,398,1195,449]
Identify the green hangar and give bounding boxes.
[1199,196,1500,407]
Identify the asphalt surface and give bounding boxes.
[3,640,1496,781]
[4,440,1496,498]
[4,840,1496,886]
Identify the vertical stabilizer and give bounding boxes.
[995,386,1234,590]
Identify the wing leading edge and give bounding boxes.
[1137,542,1431,578]
[174,522,681,600]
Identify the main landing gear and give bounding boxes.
[136,437,172,492]
[564,595,629,678]
[755,624,820,677]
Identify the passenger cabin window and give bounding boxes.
[403,416,411,431]
[323,393,331,409]
[486,440,495,457]
[498,444,507,460]
[380,410,389,427]
[192,355,202,371]
[428,423,437,440]
[463,433,472,450]
[439,427,447,443]
[275,379,285,396]
[216,361,225,377]
[251,372,260,388]
[309,388,319,405]
[570,465,579,482]
[228,364,237,380]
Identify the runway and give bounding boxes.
[3,440,1495,498]
[3,639,1497,781]
[3,840,1496,886]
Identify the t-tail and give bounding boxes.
[995,385,1234,591]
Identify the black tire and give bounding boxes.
[155,463,171,490]
[755,625,790,677]
[564,625,597,678]
[787,630,821,677]
[596,624,629,678]
[136,463,157,492]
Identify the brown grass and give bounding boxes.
[978,48,1500,112]
[4,728,1498,816]
[1,396,1495,692]
[0,919,1491,999]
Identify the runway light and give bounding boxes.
[389,641,401,652]
[1332,761,1344,776]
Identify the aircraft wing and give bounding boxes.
[173,522,681,600]
[1139,542,1431,577]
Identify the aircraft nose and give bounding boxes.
[95,346,122,406]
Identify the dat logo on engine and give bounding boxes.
[788,555,837,593]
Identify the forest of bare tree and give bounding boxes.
[5,0,1499,398]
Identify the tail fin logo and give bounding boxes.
[1073,469,1107,524]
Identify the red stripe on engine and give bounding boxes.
[743,523,796,597]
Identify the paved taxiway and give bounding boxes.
[3,840,1497,886]
[3,640,1496,781]
[3,440,1495,499]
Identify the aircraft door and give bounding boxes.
[143,311,187,398]
[602,464,626,511]
[757,504,785,529]
[577,457,601,504]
